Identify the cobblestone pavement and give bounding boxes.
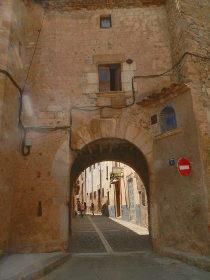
[41,215,210,280]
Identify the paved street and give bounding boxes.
[41,215,210,280]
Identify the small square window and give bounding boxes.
[100,16,111,28]
[151,115,157,125]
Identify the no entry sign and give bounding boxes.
[177,158,191,177]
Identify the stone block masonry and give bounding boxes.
[40,0,166,11]
[0,0,44,255]
[166,0,210,252]
[0,0,209,271]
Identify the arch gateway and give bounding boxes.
[0,0,209,270]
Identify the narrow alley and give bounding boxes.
[41,215,210,280]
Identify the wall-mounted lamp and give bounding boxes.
[21,131,32,156]
[126,58,133,64]
[25,138,32,147]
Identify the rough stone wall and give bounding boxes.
[0,0,43,254]
[40,0,166,11]
[6,1,69,252]
[153,91,208,255]
[166,0,210,249]
[0,0,14,256]
[0,0,209,266]
[21,4,171,125]
[7,3,171,253]
[9,133,70,253]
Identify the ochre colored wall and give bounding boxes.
[40,0,166,11]
[153,91,208,254]
[7,2,172,253]
[0,0,209,269]
[0,0,44,254]
[0,0,14,256]
[166,0,210,253]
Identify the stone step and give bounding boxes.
[0,252,70,280]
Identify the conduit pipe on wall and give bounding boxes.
[0,52,209,156]
[0,69,31,155]
[69,51,210,152]
[0,69,70,156]
[1,0,210,156]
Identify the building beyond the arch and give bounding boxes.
[75,161,149,228]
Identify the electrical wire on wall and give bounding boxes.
[69,51,210,152]
[0,7,70,156]
[19,8,70,156]
[22,8,46,92]
[0,20,209,157]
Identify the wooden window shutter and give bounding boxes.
[99,65,110,92]
[114,65,121,91]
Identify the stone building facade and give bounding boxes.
[75,161,148,228]
[0,0,209,269]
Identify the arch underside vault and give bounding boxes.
[70,138,150,194]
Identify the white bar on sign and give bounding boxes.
[179,165,190,170]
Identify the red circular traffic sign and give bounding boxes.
[177,158,191,177]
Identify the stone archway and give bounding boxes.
[69,137,155,246]
[70,138,150,193]
[49,101,209,267]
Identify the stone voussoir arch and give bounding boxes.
[69,133,155,240]
[71,136,149,188]
[70,117,154,195]
[51,117,154,201]
[67,117,157,242]
[71,117,153,163]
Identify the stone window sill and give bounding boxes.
[155,128,182,140]
[96,91,125,97]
